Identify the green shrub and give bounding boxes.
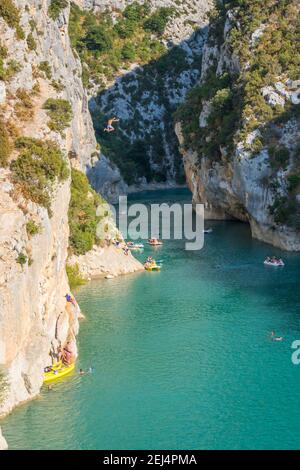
[121,43,136,61]
[27,33,37,51]
[269,146,290,170]
[15,88,34,121]
[16,252,27,266]
[3,60,21,81]
[69,168,104,255]
[26,220,41,237]
[48,0,68,21]
[38,61,52,80]
[51,79,64,92]
[43,98,73,134]
[66,263,87,289]
[11,137,69,213]
[0,0,24,39]
[287,174,300,192]
[84,25,112,53]
[143,7,175,36]
[0,118,11,167]
[0,42,8,80]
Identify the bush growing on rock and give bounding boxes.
[26,220,41,238]
[43,99,73,134]
[48,0,68,21]
[11,137,69,214]
[0,118,11,167]
[38,61,52,80]
[66,263,87,289]
[26,33,37,51]
[143,7,175,36]
[0,0,24,39]
[15,88,34,121]
[68,169,105,256]
[16,252,27,266]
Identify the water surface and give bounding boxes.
[2,189,300,449]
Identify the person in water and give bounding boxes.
[271,331,283,341]
[103,117,119,133]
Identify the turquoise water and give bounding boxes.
[2,189,300,450]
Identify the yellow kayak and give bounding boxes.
[43,361,75,384]
[144,264,161,271]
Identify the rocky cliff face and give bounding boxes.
[0,0,98,425]
[0,0,142,447]
[69,0,213,201]
[176,0,300,250]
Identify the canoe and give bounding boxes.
[147,242,163,246]
[43,361,75,384]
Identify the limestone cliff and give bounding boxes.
[69,0,213,201]
[175,0,300,250]
[0,0,141,447]
[0,0,98,422]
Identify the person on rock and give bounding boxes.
[61,342,73,365]
[65,293,76,307]
[103,117,119,133]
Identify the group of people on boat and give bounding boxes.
[148,238,163,246]
[144,255,161,271]
[264,256,284,266]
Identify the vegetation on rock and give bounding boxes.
[68,168,106,256]
[48,0,69,21]
[0,117,12,167]
[26,220,41,238]
[66,263,87,289]
[177,0,300,230]
[11,137,69,214]
[69,1,174,87]
[43,99,73,135]
[0,0,24,40]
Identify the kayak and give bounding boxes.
[43,361,75,384]
[145,264,161,271]
[147,241,163,246]
[203,228,213,234]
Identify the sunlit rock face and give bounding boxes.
[175,2,300,251]
[80,0,214,199]
[0,0,97,427]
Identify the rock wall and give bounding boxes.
[175,1,300,251]
[79,0,213,200]
[0,0,98,421]
[0,0,142,446]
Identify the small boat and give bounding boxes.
[127,243,144,250]
[147,238,163,246]
[144,264,161,271]
[203,228,213,234]
[43,361,75,384]
[264,258,284,267]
